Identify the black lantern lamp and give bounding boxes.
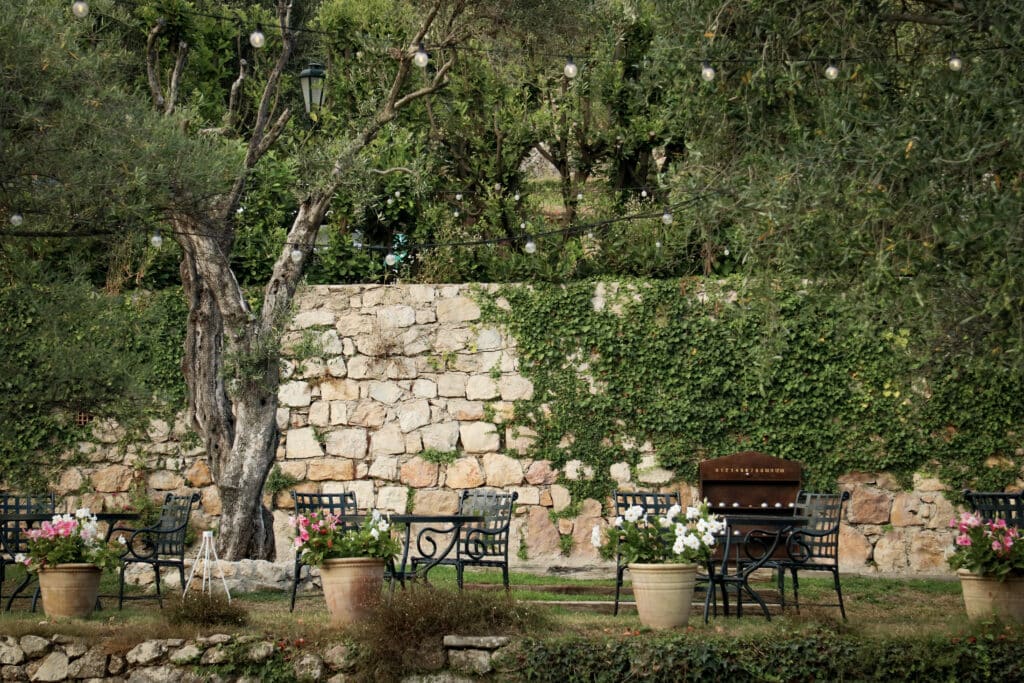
[299,62,326,121]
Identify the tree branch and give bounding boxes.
[145,23,165,112]
[226,59,248,129]
[245,0,295,169]
[165,40,189,116]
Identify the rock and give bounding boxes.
[90,464,134,493]
[66,647,107,679]
[397,400,431,433]
[460,423,499,454]
[376,486,408,513]
[436,297,480,322]
[498,376,533,401]
[838,525,875,573]
[286,428,324,459]
[448,649,492,676]
[0,638,25,666]
[368,455,399,481]
[247,642,275,663]
[465,376,498,401]
[2,664,28,681]
[481,452,523,487]
[348,402,387,429]
[148,471,184,491]
[184,460,213,487]
[320,379,359,401]
[325,428,368,459]
[526,506,562,557]
[420,422,460,452]
[107,655,126,676]
[873,529,909,572]
[27,652,67,682]
[370,424,405,456]
[367,382,404,405]
[168,644,201,666]
[847,488,892,525]
[18,637,48,660]
[524,461,557,486]
[307,459,356,481]
[321,644,353,671]
[436,374,468,398]
[61,640,87,659]
[125,642,166,666]
[445,458,484,489]
[550,485,572,513]
[400,457,439,488]
[126,666,185,683]
[199,647,227,666]
[292,653,326,682]
[279,381,313,408]
[505,426,536,455]
[442,636,511,649]
[55,468,84,496]
[413,489,460,515]
[890,493,924,527]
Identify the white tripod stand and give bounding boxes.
[182,530,231,602]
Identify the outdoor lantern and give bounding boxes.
[299,62,327,120]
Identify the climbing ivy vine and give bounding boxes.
[480,278,1024,503]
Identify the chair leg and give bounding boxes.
[832,569,847,621]
[290,562,301,612]
[501,564,510,591]
[776,567,786,610]
[790,568,800,614]
[30,587,40,613]
[178,564,186,596]
[118,564,127,610]
[153,564,163,608]
[455,562,465,590]
[613,565,625,616]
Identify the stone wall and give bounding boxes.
[0,632,509,681]
[53,284,962,577]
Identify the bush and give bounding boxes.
[164,590,248,627]
[348,586,545,682]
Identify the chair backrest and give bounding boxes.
[1,493,56,557]
[291,491,358,533]
[155,493,199,557]
[791,490,850,564]
[613,491,680,518]
[458,490,518,559]
[963,490,1024,526]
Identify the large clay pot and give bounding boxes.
[37,563,102,619]
[320,557,386,627]
[628,562,698,629]
[958,569,1024,622]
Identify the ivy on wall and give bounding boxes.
[0,283,187,491]
[480,278,1024,503]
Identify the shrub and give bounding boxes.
[164,590,248,627]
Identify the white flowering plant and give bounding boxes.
[289,509,401,566]
[592,500,726,565]
[20,508,123,573]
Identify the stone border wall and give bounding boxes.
[53,284,961,577]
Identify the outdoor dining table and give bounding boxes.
[334,513,483,587]
[710,513,810,620]
[1,510,141,611]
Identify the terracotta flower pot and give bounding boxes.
[38,563,102,619]
[958,569,1024,622]
[320,557,386,627]
[627,562,698,629]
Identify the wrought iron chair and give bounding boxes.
[421,489,519,590]
[290,490,358,611]
[774,490,851,620]
[963,489,1024,526]
[116,492,199,609]
[611,491,681,616]
[1,493,55,612]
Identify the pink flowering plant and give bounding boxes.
[948,512,1024,579]
[20,508,123,573]
[289,510,401,567]
[592,500,726,565]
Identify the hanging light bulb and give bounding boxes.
[513,193,520,201]
[701,61,716,82]
[453,209,460,217]
[455,193,463,201]
[661,211,673,225]
[413,43,429,68]
[524,238,537,254]
[824,63,840,80]
[71,1,89,18]
[384,252,398,266]
[640,189,648,198]
[9,213,23,227]
[394,190,401,198]
[150,231,163,248]
[655,241,662,248]
[724,247,731,256]
[576,192,583,201]
[249,26,265,49]
[947,51,963,71]
[351,231,364,249]
[290,247,303,263]
[387,198,394,206]
[564,57,578,79]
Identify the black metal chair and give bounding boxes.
[963,489,1024,526]
[290,491,358,611]
[611,491,681,616]
[116,492,199,609]
[774,490,851,620]
[421,489,519,590]
[1,493,55,612]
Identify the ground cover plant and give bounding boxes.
[3,565,1022,681]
